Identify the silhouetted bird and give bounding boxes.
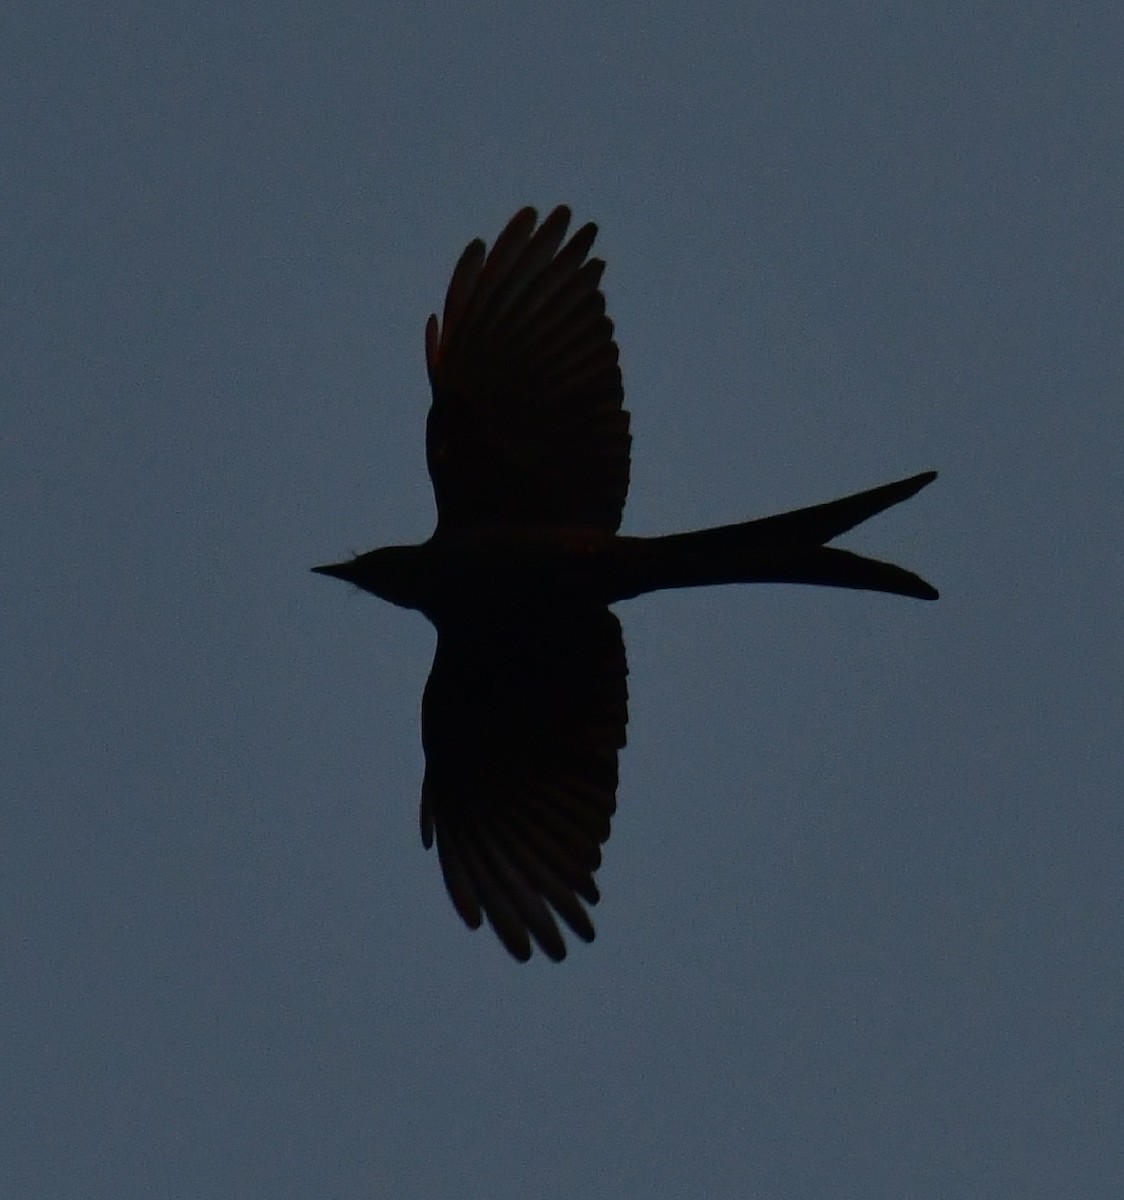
[314,206,937,963]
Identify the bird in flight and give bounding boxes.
[314,206,938,963]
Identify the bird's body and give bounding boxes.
[314,205,938,962]
[324,468,937,618]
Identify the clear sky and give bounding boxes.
[5,4,1122,1197]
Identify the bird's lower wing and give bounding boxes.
[419,606,628,962]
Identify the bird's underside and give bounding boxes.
[313,205,938,962]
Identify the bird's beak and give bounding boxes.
[311,561,351,581]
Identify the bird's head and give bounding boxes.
[312,544,432,612]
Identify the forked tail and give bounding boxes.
[617,471,938,601]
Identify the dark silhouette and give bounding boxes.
[314,206,938,962]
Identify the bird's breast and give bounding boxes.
[421,526,620,619]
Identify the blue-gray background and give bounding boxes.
[5,5,1121,1197]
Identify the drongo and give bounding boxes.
[314,206,938,962]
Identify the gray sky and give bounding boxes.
[5,4,1122,1197]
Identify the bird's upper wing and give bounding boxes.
[419,606,628,962]
[424,206,631,533]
